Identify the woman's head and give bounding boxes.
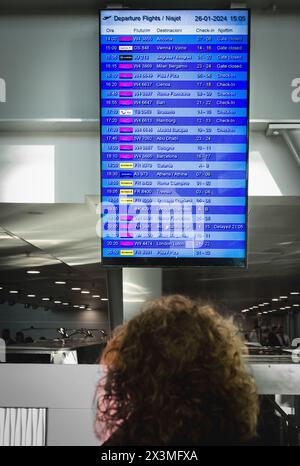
[97,295,258,445]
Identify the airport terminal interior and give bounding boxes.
[1,0,300,447]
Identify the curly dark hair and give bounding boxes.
[95,295,258,445]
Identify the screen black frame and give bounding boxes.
[99,8,251,268]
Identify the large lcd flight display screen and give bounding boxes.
[100,10,250,266]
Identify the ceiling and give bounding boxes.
[0,197,108,313]
[164,196,300,317]
[0,196,300,321]
[0,0,300,12]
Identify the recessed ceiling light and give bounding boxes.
[272,298,279,302]
[263,302,269,305]
[54,300,61,304]
[71,287,81,291]
[27,294,36,298]
[280,307,285,310]
[0,287,3,290]
[293,304,300,307]
[290,292,299,295]
[252,306,258,309]
[285,306,291,309]
[0,233,15,239]
[62,302,69,306]
[258,304,265,307]
[280,296,288,299]
[257,312,262,315]
[27,270,40,274]
[241,310,247,313]
[55,281,66,285]
[263,311,268,314]
[81,290,90,294]
[79,305,85,309]
[42,297,50,301]
[73,305,79,308]
[92,295,100,298]
[9,290,18,294]
[101,298,108,301]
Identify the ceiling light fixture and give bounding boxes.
[9,290,18,294]
[27,270,40,274]
[54,300,61,304]
[42,297,50,301]
[290,292,299,295]
[71,287,81,291]
[81,290,90,294]
[27,294,36,298]
[55,281,66,285]
[101,298,108,301]
[92,295,100,298]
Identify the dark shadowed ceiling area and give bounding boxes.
[163,196,300,318]
[0,198,108,314]
[0,196,300,321]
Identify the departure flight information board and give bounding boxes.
[100,10,250,266]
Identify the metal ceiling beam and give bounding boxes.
[281,131,300,168]
[266,123,300,168]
